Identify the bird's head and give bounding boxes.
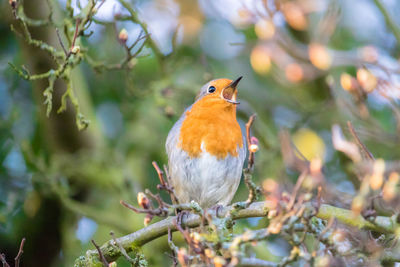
[179,76,244,158]
[196,77,242,106]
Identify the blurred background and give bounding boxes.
[1,0,400,266]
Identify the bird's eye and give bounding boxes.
[208,86,216,93]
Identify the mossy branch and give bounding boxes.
[317,204,397,233]
[74,202,399,266]
[9,0,92,130]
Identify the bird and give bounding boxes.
[166,77,246,208]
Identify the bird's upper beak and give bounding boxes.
[221,76,242,104]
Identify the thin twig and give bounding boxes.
[347,121,374,161]
[91,240,108,267]
[97,0,106,10]
[120,199,168,216]
[316,186,322,210]
[153,161,178,203]
[318,217,335,242]
[110,231,135,264]
[56,28,68,56]
[287,171,308,211]
[153,161,167,186]
[167,228,178,267]
[69,18,81,54]
[173,219,197,252]
[128,30,147,50]
[14,238,26,267]
[0,253,10,267]
[240,114,261,207]
[173,218,207,263]
[145,190,165,208]
[246,114,257,169]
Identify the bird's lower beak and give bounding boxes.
[221,76,242,104]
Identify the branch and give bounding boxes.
[317,204,397,233]
[75,202,399,266]
[75,202,268,266]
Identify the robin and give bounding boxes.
[166,77,246,208]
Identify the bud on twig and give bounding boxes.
[144,214,153,226]
[359,46,378,63]
[369,159,385,190]
[310,158,322,175]
[9,0,17,8]
[340,73,358,91]
[204,248,215,259]
[213,256,226,267]
[118,28,128,44]
[309,43,332,70]
[137,192,150,209]
[177,248,188,267]
[262,178,278,194]
[282,2,307,31]
[249,136,259,153]
[315,255,330,267]
[267,209,277,219]
[383,172,399,202]
[268,222,282,234]
[357,68,377,93]
[190,232,202,244]
[351,195,364,215]
[70,45,80,54]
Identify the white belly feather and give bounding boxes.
[167,142,245,208]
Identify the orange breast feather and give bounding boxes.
[178,98,243,159]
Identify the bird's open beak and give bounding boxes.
[221,76,242,104]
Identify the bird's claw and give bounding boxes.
[176,210,189,229]
[211,204,224,218]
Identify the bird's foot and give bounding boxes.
[176,210,190,229]
[210,204,224,218]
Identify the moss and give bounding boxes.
[73,255,104,267]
